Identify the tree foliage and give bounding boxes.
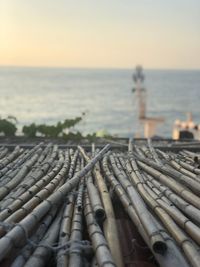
[0,114,113,141]
[0,117,17,136]
[22,117,82,138]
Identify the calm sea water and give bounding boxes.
[0,67,200,137]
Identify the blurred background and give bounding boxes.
[0,1,200,138]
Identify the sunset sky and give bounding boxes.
[0,0,200,69]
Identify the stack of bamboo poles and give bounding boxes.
[0,140,200,267]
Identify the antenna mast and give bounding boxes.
[132,65,164,138]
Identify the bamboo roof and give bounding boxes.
[0,139,200,267]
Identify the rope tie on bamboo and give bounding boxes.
[56,240,92,257]
[0,221,92,254]
[174,199,189,210]
[0,221,15,231]
[67,189,87,197]
[148,229,164,239]
[29,239,91,253]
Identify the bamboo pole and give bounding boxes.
[0,149,42,201]
[143,172,200,225]
[137,160,200,209]
[86,174,106,222]
[4,151,69,224]
[0,144,110,261]
[57,194,75,267]
[78,145,124,267]
[57,156,81,267]
[23,208,63,267]
[102,155,190,267]
[135,153,200,196]
[0,146,22,169]
[68,180,85,267]
[10,206,59,267]
[0,151,65,222]
[84,192,116,267]
[125,156,200,267]
[109,154,167,255]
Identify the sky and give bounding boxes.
[0,0,200,69]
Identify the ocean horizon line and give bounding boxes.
[0,65,200,72]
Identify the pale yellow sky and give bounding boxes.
[0,0,200,69]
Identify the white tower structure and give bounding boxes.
[132,65,164,138]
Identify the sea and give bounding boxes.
[0,67,200,138]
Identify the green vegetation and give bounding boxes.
[0,117,17,136]
[0,115,114,141]
[22,117,82,138]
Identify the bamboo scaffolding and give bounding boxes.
[0,144,110,261]
[68,179,85,267]
[57,194,75,267]
[136,160,200,209]
[0,149,42,201]
[0,141,200,267]
[0,146,22,169]
[10,205,59,267]
[78,145,124,267]
[0,151,64,221]
[102,155,190,267]
[68,150,79,180]
[0,151,25,182]
[143,172,200,225]
[0,147,8,159]
[167,151,200,175]
[147,138,162,165]
[86,174,105,222]
[3,151,69,225]
[109,154,167,254]
[135,154,200,196]
[156,149,199,181]
[84,192,116,267]
[23,208,63,267]
[57,157,81,267]
[125,154,200,267]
